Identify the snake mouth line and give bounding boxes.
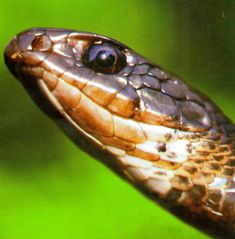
[36,78,104,149]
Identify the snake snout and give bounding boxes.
[4,36,23,76]
[4,29,36,77]
[5,29,52,81]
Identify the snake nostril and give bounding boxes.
[31,34,53,52]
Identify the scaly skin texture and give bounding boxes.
[4,28,235,238]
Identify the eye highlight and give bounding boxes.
[83,42,126,74]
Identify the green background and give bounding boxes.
[0,1,235,238]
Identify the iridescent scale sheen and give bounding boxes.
[5,28,235,238]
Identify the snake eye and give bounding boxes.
[83,42,126,74]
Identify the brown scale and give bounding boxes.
[171,175,193,191]
[5,28,235,238]
[127,148,160,161]
[202,162,223,174]
[221,166,234,176]
[206,189,223,212]
[95,135,135,151]
[154,160,181,170]
[166,188,183,203]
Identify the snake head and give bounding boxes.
[5,28,214,136]
[5,28,235,236]
[4,27,221,167]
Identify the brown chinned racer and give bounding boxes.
[4,28,235,238]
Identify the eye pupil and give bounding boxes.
[96,50,116,67]
[83,42,126,74]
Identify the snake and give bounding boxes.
[4,28,235,238]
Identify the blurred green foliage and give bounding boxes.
[0,0,235,238]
